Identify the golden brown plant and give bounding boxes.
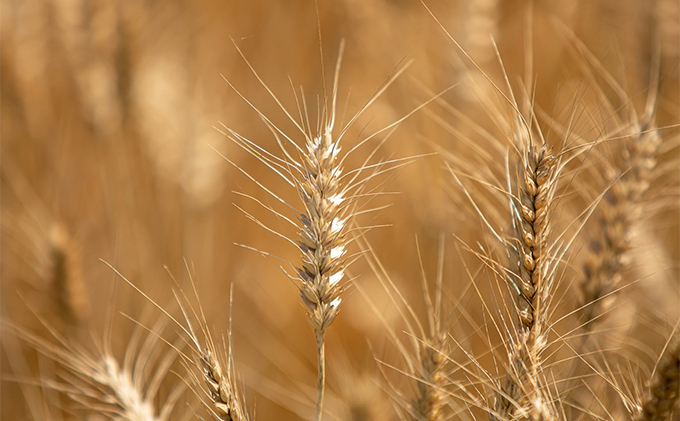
[579,119,662,334]
[1,2,679,421]
[635,331,680,421]
[494,133,560,421]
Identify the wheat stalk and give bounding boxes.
[221,34,421,420]
[495,137,559,421]
[579,119,662,334]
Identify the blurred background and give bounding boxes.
[1,0,679,419]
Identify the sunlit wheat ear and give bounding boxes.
[419,11,566,416]
[578,117,662,335]
[6,316,179,421]
[110,263,251,421]
[181,309,250,421]
[354,234,449,421]
[409,239,448,421]
[491,87,562,420]
[218,35,427,421]
[493,136,559,421]
[634,330,680,421]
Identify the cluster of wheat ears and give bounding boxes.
[1,1,679,420]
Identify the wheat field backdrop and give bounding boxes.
[1,0,679,420]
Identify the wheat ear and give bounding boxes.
[578,119,661,333]
[49,224,89,327]
[410,334,447,421]
[298,100,349,421]
[410,240,447,421]
[105,261,250,421]
[635,331,680,421]
[495,140,558,421]
[172,282,250,421]
[6,318,177,421]
[223,36,416,420]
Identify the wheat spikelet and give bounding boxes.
[635,331,680,421]
[579,119,662,333]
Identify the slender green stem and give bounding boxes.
[314,329,326,421]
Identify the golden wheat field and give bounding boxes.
[1,0,680,420]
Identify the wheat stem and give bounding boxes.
[314,329,327,421]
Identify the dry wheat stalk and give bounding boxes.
[494,139,559,421]
[222,37,418,421]
[635,332,680,421]
[579,119,661,333]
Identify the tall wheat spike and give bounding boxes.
[494,136,559,421]
[358,234,448,421]
[578,117,662,334]
[220,33,422,419]
[109,262,251,421]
